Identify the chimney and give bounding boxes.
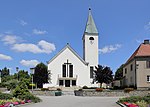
[144,40,149,44]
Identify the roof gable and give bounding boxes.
[126,43,150,64]
[47,44,88,65]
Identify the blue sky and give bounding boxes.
[0,0,150,74]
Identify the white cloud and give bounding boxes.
[99,44,121,54]
[1,35,22,45]
[0,54,12,60]
[20,60,39,67]
[12,40,56,54]
[33,29,47,35]
[144,21,150,31]
[19,20,27,26]
[38,40,56,54]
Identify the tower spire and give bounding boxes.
[84,8,98,34]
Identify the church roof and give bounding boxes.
[84,8,98,34]
[47,43,88,65]
[125,40,150,65]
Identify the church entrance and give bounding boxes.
[65,80,70,87]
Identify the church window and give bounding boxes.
[89,37,94,40]
[90,66,94,78]
[72,80,76,86]
[62,65,66,77]
[69,65,73,77]
[59,80,63,86]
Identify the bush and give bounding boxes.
[143,95,150,104]
[18,93,41,103]
[57,88,62,91]
[82,86,88,89]
[0,93,13,100]
[41,88,49,91]
[95,88,103,92]
[136,100,148,107]
[124,88,134,93]
[78,89,82,91]
[12,82,29,98]
[119,96,142,103]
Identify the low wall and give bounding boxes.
[74,90,150,97]
[32,90,56,96]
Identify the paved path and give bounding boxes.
[24,96,120,107]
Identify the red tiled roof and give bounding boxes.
[126,43,150,64]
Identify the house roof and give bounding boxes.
[47,43,88,65]
[125,41,150,64]
[84,8,98,34]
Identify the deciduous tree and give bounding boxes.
[93,65,113,88]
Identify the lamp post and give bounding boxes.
[30,68,35,93]
[16,67,19,81]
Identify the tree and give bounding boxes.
[114,64,124,80]
[93,65,113,88]
[14,70,30,81]
[33,62,48,88]
[1,67,10,77]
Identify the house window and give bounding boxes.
[69,65,73,77]
[90,66,94,78]
[125,68,127,74]
[130,64,133,71]
[62,65,66,77]
[59,80,63,86]
[147,75,150,82]
[72,80,76,86]
[146,61,150,68]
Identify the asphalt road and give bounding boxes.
[24,96,120,107]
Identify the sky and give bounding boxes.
[0,0,150,74]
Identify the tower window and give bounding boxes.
[89,37,94,40]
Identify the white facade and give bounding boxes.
[47,8,99,87]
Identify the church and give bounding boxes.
[47,8,99,87]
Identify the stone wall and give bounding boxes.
[74,90,150,97]
[32,90,55,96]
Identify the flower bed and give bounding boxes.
[0,98,31,107]
[118,95,150,107]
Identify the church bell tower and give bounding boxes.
[82,8,99,67]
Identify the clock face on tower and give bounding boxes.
[89,37,94,44]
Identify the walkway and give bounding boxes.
[24,96,120,107]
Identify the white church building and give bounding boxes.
[47,8,99,87]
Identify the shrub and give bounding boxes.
[18,93,41,103]
[57,88,62,91]
[124,88,134,93]
[0,93,13,100]
[95,88,103,92]
[12,82,29,98]
[82,86,88,89]
[136,100,148,107]
[78,89,82,91]
[143,95,150,104]
[119,96,142,103]
[41,88,49,91]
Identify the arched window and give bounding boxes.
[89,37,94,40]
